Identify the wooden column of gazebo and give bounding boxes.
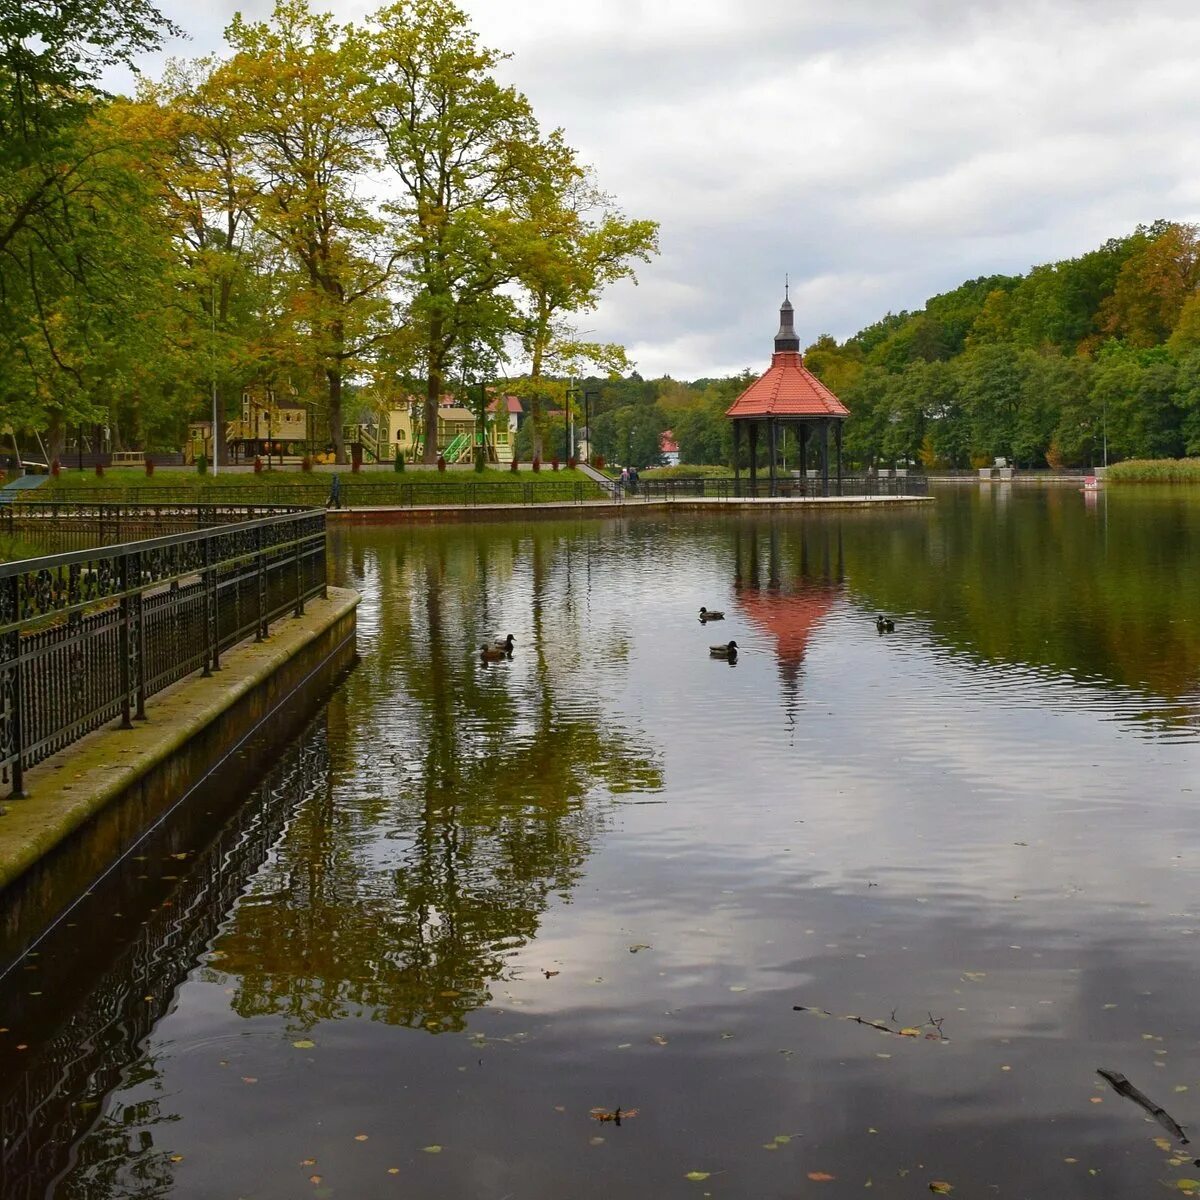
[726,288,849,496]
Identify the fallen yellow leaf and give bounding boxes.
[808,1172,836,1182]
[684,1171,710,1182]
[930,1184,953,1195]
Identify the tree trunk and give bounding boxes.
[328,366,346,465]
[529,305,547,462]
[47,408,66,465]
[423,367,442,465]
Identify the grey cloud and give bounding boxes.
[111,0,1200,377]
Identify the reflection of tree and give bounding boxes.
[219,524,663,1033]
[842,490,1200,706]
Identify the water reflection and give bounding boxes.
[0,724,330,1200]
[218,527,663,1033]
[5,493,1200,1199]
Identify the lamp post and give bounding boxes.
[583,388,599,464]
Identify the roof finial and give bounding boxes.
[785,273,789,301]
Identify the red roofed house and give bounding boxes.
[659,429,680,466]
[726,287,849,495]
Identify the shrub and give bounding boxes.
[592,453,605,471]
[394,453,405,473]
[301,455,313,472]
[531,456,541,473]
[510,454,519,473]
[254,456,263,474]
[567,456,576,469]
[197,454,207,475]
[551,456,560,471]
[474,448,486,473]
[95,461,105,477]
[50,459,60,477]
[437,455,447,472]
[144,457,154,477]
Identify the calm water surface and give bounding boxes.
[4,486,1200,1199]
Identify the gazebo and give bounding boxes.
[726,288,849,495]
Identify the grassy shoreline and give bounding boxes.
[17,465,605,507]
[1105,459,1200,484]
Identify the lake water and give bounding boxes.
[4,485,1200,1198]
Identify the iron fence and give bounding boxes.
[0,506,326,798]
[621,474,930,501]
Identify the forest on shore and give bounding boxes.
[8,0,1200,474]
[582,220,1200,471]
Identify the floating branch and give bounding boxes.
[793,1005,949,1042]
[1097,1068,1189,1144]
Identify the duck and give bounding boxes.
[875,614,895,633]
[480,643,508,662]
[491,633,515,653]
[699,607,725,621]
[709,640,738,659]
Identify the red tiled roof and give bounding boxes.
[725,352,849,419]
[660,429,679,454]
[486,395,524,414]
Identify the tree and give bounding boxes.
[508,141,657,459]
[212,0,395,463]
[369,0,543,463]
[0,0,180,456]
[1101,222,1200,348]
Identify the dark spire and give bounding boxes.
[774,281,800,353]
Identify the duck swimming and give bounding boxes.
[480,643,508,662]
[875,615,895,633]
[709,640,738,659]
[491,633,515,652]
[699,607,725,621]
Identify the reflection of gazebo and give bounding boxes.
[726,288,849,496]
[736,589,837,690]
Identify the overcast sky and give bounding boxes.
[118,0,1200,378]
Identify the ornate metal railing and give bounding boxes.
[1,500,313,553]
[0,506,326,798]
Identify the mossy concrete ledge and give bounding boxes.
[0,587,359,944]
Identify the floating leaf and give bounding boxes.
[355,1134,368,1142]
[729,986,747,993]
[773,1134,793,1144]
[300,1159,316,1167]
[169,1155,184,1164]
[423,1145,442,1154]
[241,1076,257,1084]
[309,1176,321,1185]
[684,1171,710,1182]
[929,1184,953,1195]
[387,1167,399,1174]
[808,1172,836,1182]
[652,1035,668,1046]
[293,1039,316,1050]
[1155,1137,1173,1151]
[762,1143,779,1151]
[628,944,651,953]
[1175,1182,1200,1194]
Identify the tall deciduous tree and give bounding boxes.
[213,0,395,462]
[370,0,541,463]
[509,142,658,459]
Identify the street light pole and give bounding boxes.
[211,280,219,476]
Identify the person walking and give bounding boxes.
[327,473,341,509]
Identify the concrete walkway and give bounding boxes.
[0,588,359,894]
